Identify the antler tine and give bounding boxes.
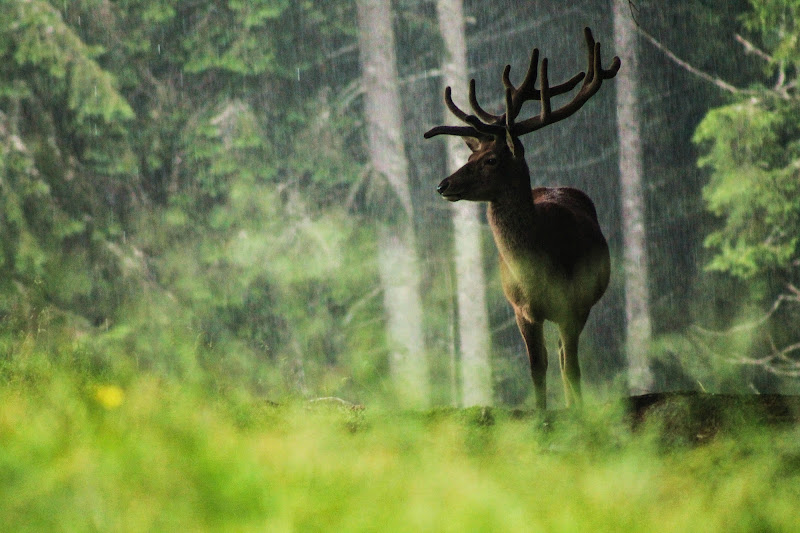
[600,46,621,79]
[517,48,540,98]
[501,64,514,90]
[423,124,488,139]
[444,86,471,123]
[511,27,620,137]
[504,87,514,129]
[506,47,586,124]
[584,27,596,84]
[579,28,620,93]
[469,79,503,123]
[504,48,538,122]
[539,58,551,121]
[503,48,544,96]
[551,71,587,97]
[424,85,505,140]
[446,86,503,134]
[577,41,621,102]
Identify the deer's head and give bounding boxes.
[436,137,529,202]
[426,28,620,203]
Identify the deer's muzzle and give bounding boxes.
[436,178,461,202]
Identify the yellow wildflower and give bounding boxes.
[94,385,124,409]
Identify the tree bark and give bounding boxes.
[614,0,654,393]
[434,0,492,406]
[356,0,429,407]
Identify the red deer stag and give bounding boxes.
[425,28,618,409]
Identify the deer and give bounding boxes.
[425,28,618,409]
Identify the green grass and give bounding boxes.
[1,368,800,532]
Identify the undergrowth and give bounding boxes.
[1,340,799,531]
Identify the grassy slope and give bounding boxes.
[1,370,799,532]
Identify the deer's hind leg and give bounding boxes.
[516,314,548,409]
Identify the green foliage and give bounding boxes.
[693,0,800,282]
[4,1,133,123]
[0,0,136,325]
[743,0,800,67]
[180,0,288,75]
[1,355,800,531]
[689,0,800,388]
[0,0,382,403]
[694,97,800,278]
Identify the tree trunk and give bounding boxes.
[434,0,493,406]
[356,0,429,407]
[614,0,654,394]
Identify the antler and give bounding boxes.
[424,27,620,144]
[512,27,620,136]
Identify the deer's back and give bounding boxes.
[532,186,600,223]
[531,186,607,272]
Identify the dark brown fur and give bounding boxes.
[427,28,618,408]
[438,139,609,408]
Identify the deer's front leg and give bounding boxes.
[515,314,548,409]
[557,321,585,407]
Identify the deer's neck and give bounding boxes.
[486,183,538,267]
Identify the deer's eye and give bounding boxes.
[485,157,498,166]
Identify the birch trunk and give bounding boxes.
[356,0,429,406]
[434,0,492,406]
[613,0,654,393]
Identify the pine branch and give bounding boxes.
[734,34,773,62]
[636,26,744,94]
[693,287,800,378]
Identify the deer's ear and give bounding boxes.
[506,132,524,158]
[463,137,482,152]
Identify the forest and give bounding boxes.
[2,0,800,530]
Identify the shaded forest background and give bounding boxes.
[2,0,799,408]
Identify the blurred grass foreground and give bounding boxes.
[2,361,800,532]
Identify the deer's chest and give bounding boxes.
[497,251,571,323]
